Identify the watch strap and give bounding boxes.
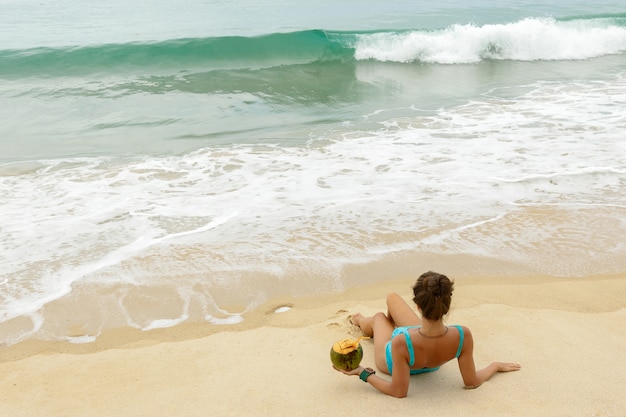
[359,367,376,382]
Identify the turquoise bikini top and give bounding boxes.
[387,324,465,375]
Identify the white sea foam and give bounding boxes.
[66,335,98,344]
[142,317,190,331]
[353,18,626,63]
[1,74,625,344]
[206,315,244,325]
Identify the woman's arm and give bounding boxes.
[335,335,411,398]
[457,326,521,388]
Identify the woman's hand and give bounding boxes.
[333,365,364,376]
[496,362,521,372]
[463,361,521,389]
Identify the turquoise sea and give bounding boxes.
[1,0,625,345]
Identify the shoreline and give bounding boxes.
[5,247,625,349]
[1,272,624,359]
[1,273,625,416]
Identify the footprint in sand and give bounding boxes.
[325,309,365,337]
[326,309,350,329]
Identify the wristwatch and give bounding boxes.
[359,367,376,382]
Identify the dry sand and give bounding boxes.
[1,274,625,417]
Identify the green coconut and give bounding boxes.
[330,336,368,371]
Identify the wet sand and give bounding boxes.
[1,273,625,416]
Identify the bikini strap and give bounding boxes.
[400,327,416,366]
[453,325,465,358]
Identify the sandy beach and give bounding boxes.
[1,273,625,417]
[3,1,626,416]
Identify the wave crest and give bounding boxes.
[352,17,626,64]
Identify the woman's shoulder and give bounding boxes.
[449,324,471,334]
[449,324,473,343]
[392,325,420,337]
[398,325,421,330]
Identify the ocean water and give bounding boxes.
[1,0,625,345]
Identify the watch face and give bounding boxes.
[360,368,375,381]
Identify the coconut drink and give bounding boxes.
[330,336,369,371]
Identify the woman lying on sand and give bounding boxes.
[335,271,521,398]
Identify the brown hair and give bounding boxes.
[412,271,454,321]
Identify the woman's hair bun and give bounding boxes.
[413,271,454,320]
[426,273,452,297]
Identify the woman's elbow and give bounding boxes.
[462,379,483,390]
[389,386,408,398]
[461,376,481,389]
